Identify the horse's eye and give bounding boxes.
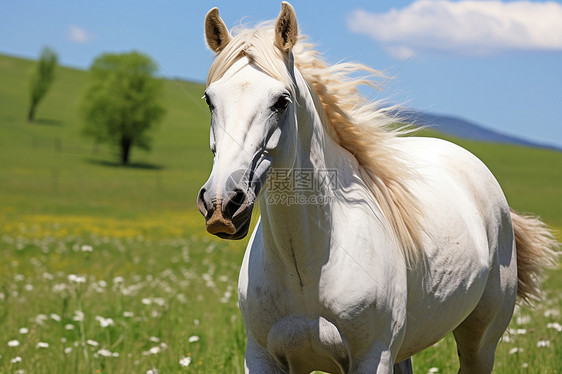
[204,94,214,111]
[272,95,291,111]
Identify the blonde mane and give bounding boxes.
[207,24,424,266]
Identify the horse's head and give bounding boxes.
[197,3,299,239]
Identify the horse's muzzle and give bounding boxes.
[197,187,253,240]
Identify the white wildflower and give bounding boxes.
[64,347,73,354]
[149,346,160,354]
[19,327,29,334]
[50,313,61,322]
[149,336,160,343]
[544,309,560,318]
[11,356,22,363]
[537,340,551,348]
[202,273,216,288]
[188,335,200,343]
[97,349,113,357]
[141,298,152,305]
[35,314,48,325]
[95,316,115,328]
[509,347,522,354]
[515,328,527,335]
[113,276,124,284]
[87,339,99,347]
[146,369,158,374]
[52,283,67,293]
[179,356,191,367]
[428,368,439,373]
[143,346,160,356]
[65,324,75,330]
[81,245,93,252]
[36,342,49,349]
[24,284,33,291]
[220,290,232,303]
[8,339,20,347]
[73,310,84,322]
[123,311,134,318]
[547,322,562,332]
[516,315,531,325]
[68,274,86,284]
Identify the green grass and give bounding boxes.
[0,53,560,373]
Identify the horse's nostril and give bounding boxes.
[197,188,209,217]
[224,189,248,219]
[232,189,247,207]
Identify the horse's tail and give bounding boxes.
[510,208,559,303]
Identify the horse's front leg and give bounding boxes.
[245,338,286,374]
[354,346,410,374]
[394,358,413,374]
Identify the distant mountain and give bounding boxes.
[397,108,562,152]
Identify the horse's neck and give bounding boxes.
[257,72,367,286]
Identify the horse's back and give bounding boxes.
[397,136,511,233]
[394,137,517,359]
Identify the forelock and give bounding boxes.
[206,22,295,95]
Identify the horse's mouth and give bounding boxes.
[207,205,253,240]
[214,219,251,240]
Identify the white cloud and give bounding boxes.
[347,1,562,58]
[67,25,95,43]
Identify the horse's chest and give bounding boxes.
[241,272,384,360]
[242,283,364,373]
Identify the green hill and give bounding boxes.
[0,53,213,232]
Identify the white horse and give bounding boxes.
[197,3,558,373]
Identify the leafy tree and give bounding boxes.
[81,51,165,165]
[28,47,58,122]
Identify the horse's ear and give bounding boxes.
[274,2,298,53]
[205,8,231,53]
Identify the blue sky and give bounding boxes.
[2,0,561,148]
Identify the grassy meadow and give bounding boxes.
[0,53,560,373]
